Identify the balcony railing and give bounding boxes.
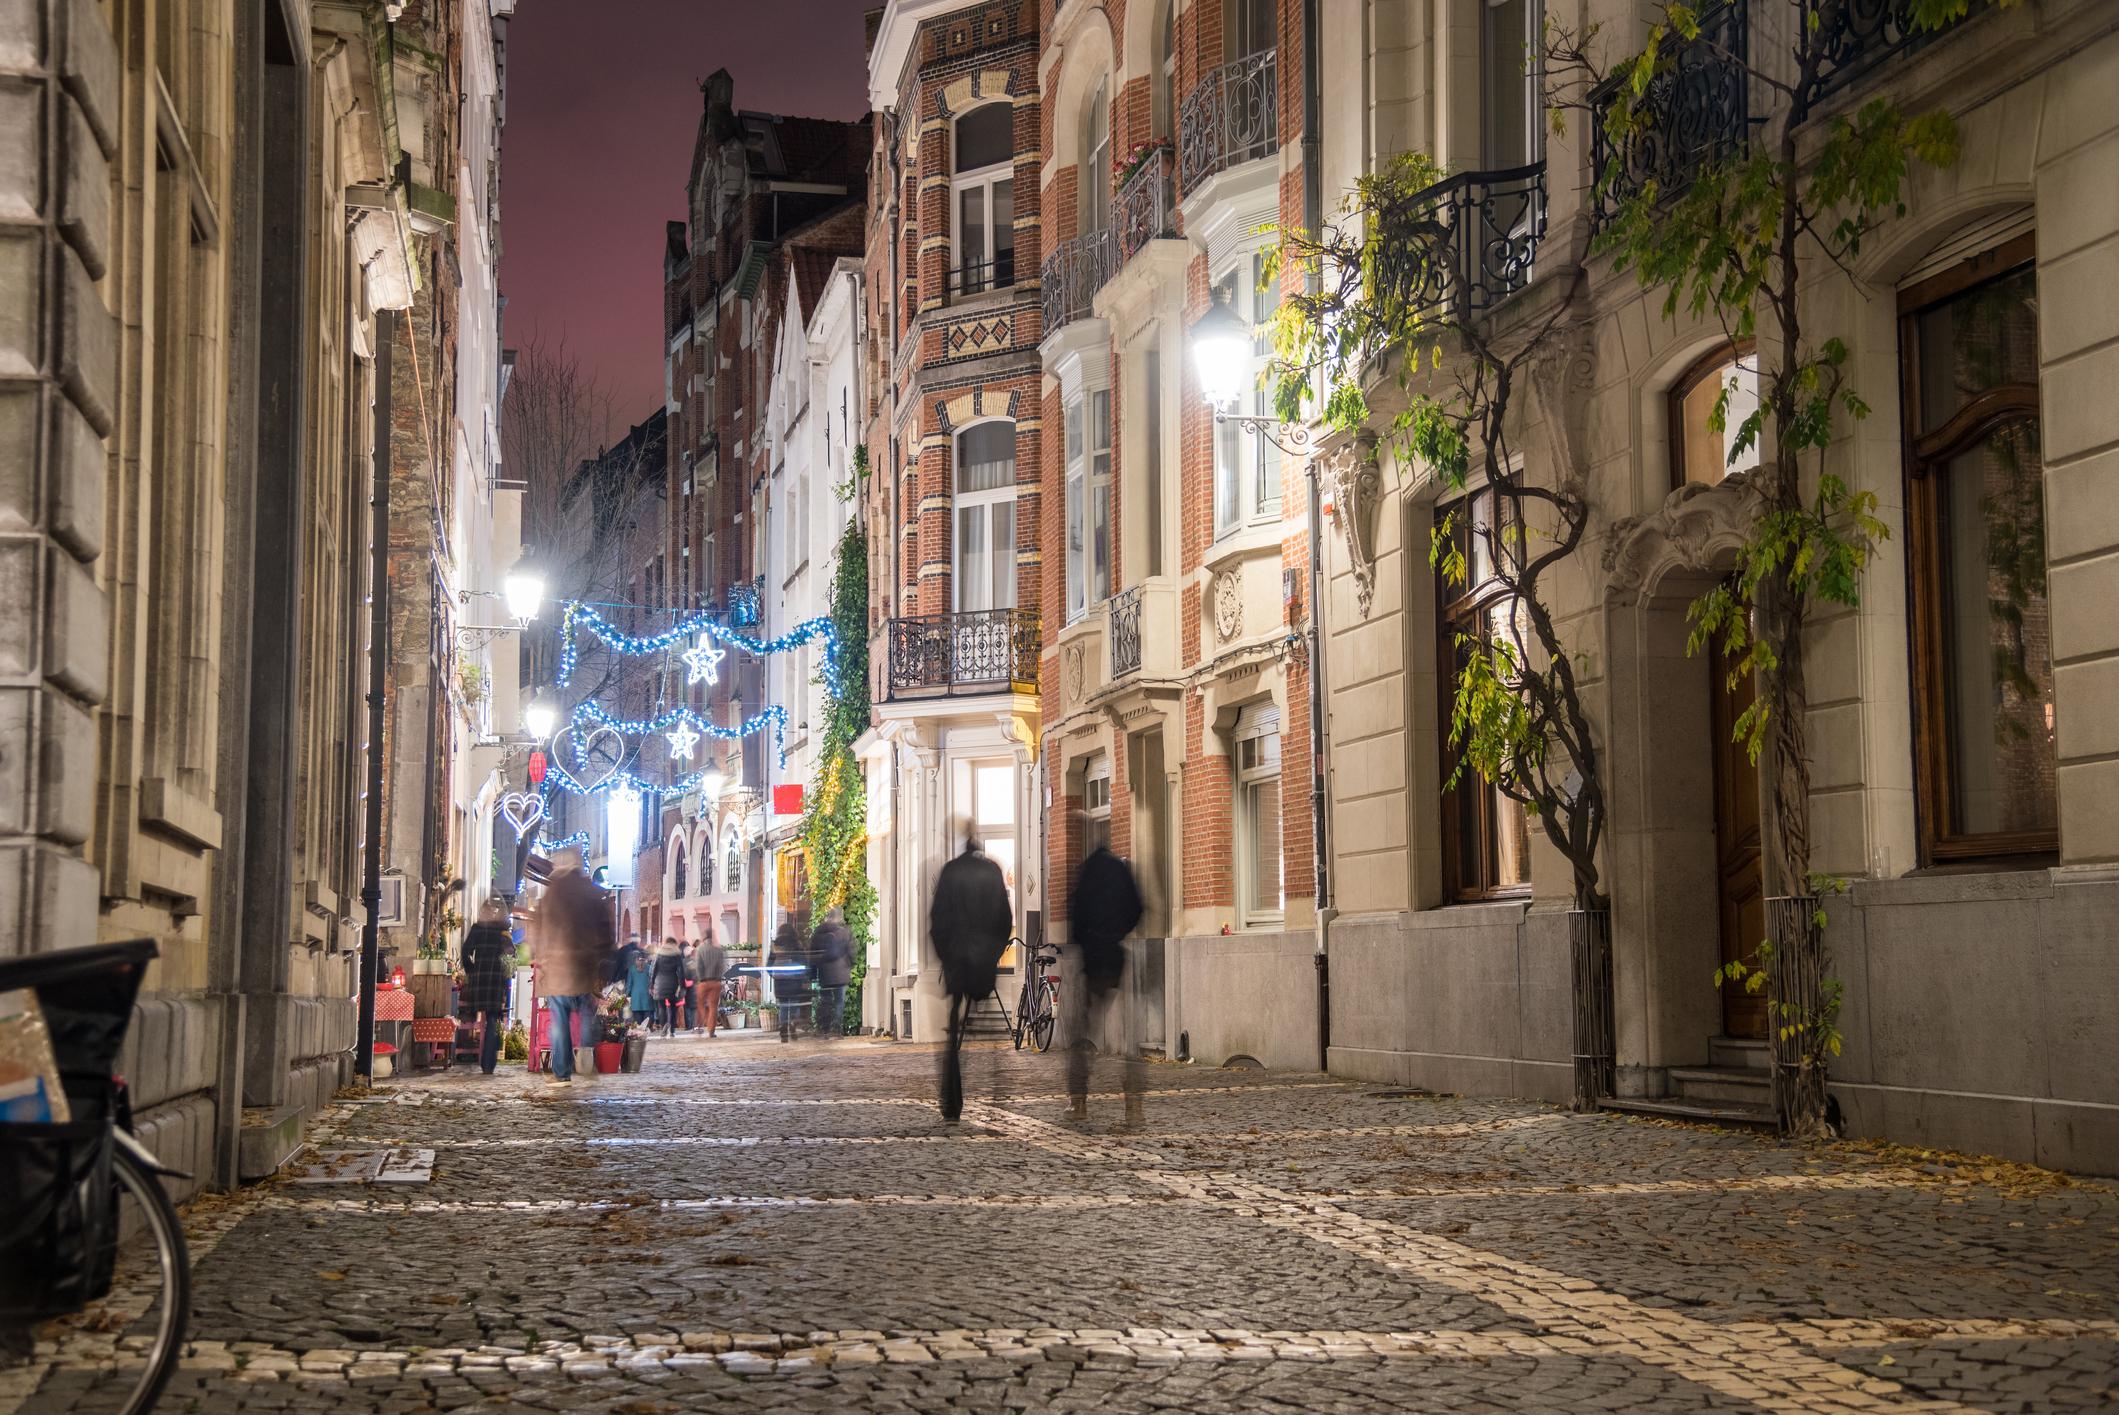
[948,250,1017,304]
[1040,229,1115,336]
[1115,145,1177,265]
[1371,163,1547,324]
[724,577,762,627]
[1799,0,1960,112]
[1590,0,1749,231]
[885,608,1040,697]
[1108,585,1143,679]
[1179,49,1278,193]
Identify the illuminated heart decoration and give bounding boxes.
[552,724,626,792]
[499,791,545,841]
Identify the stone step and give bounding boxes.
[1709,1035,1771,1071]
[1670,1065,1773,1107]
[1601,1096,1778,1131]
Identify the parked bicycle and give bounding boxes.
[1009,940,1060,1053]
[1,939,192,1414]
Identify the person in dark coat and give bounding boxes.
[461,900,515,1075]
[811,907,855,1038]
[1066,844,1146,1122]
[648,937,685,1035]
[770,914,814,1042]
[929,826,1013,1121]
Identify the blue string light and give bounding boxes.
[554,602,845,701]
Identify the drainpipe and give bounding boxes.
[1301,0,1334,1074]
[357,308,394,1082]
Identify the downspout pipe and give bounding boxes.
[1301,0,1334,1074]
[357,308,394,1082]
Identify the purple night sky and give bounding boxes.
[499,1,876,433]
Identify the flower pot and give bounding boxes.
[620,1035,646,1072]
[593,1040,624,1075]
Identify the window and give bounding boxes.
[1065,390,1112,621]
[724,831,744,894]
[1234,704,1284,925]
[1082,78,1111,236]
[952,104,1015,297]
[1226,0,1276,60]
[1083,754,1113,857]
[1482,0,1544,170]
[1213,254,1283,536]
[698,835,715,896]
[1901,236,2052,862]
[1436,490,1532,900]
[954,421,1017,612]
[1154,1,1177,142]
[1144,344,1165,577]
[954,757,1020,929]
[1670,345,1761,487]
[672,840,688,899]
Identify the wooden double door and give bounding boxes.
[1709,640,1768,1041]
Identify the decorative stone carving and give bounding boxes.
[1322,436,1383,617]
[1063,639,1088,702]
[1213,567,1244,642]
[1604,471,1765,598]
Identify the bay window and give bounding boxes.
[952,104,1015,297]
[1212,253,1282,537]
[1065,390,1112,622]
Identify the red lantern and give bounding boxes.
[389,967,406,988]
[527,749,548,785]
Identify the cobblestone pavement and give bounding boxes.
[6,1033,2117,1412]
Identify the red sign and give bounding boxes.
[527,749,547,785]
[773,784,804,816]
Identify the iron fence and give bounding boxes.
[1040,229,1115,336]
[886,608,1041,697]
[1589,0,1750,231]
[1115,146,1176,264]
[1179,49,1278,193]
[1370,163,1547,324]
[1107,585,1143,679]
[948,250,1017,303]
[1799,0,1957,113]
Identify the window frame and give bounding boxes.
[1211,251,1283,539]
[950,103,1017,298]
[1064,390,1113,622]
[1154,1,1177,142]
[1233,702,1285,928]
[1480,0,1546,171]
[953,419,1019,613]
[1898,232,2054,866]
[1082,76,1112,236]
[1667,341,1760,490]
[1436,489,1535,903]
[1082,753,1113,858]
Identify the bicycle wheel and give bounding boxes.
[1011,984,1033,1050]
[109,1141,190,1415]
[1030,987,1056,1053]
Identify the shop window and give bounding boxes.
[1671,345,1761,487]
[1234,704,1284,926]
[1901,234,2053,862]
[1437,490,1532,900]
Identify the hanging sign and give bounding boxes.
[773,784,804,816]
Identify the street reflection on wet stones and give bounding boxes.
[8,1033,2118,1413]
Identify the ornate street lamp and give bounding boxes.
[1189,286,1310,455]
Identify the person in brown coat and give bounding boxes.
[529,847,615,1083]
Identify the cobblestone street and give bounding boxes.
[7,1037,2117,1413]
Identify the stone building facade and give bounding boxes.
[0,0,515,1193]
[857,0,1047,1043]
[1303,0,2119,1173]
[1029,0,1322,1072]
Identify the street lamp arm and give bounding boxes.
[1211,408,1313,458]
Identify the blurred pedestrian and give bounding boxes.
[528,846,614,1084]
[625,943,653,1025]
[812,907,854,1038]
[691,932,730,1037]
[1066,844,1146,1125]
[771,912,813,1042]
[460,899,514,1075]
[649,935,685,1035]
[929,823,1012,1121]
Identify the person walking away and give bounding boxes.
[649,936,685,1036]
[692,933,730,1037]
[770,913,808,1041]
[461,899,515,1075]
[625,943,654,1026]
[1066,844,1146,1125]
[812,907,854,1038]
[529,846,615,1084]
[929,826,1013,1121]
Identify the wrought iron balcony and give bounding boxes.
[1115,145,1176,264]
[1107,585,1143,679]
[1371,163,1547,324]
[1799,0,1961,112]
[885,608,1040,698]
[1040,229,1115,336]
[723,577,762,627]
[1589,0,1749,231]
[1179,49,1278,193]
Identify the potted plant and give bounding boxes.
[1113,136,1172,191]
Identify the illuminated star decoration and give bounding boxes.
[665,720,701,761]
[681,634,726,687]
